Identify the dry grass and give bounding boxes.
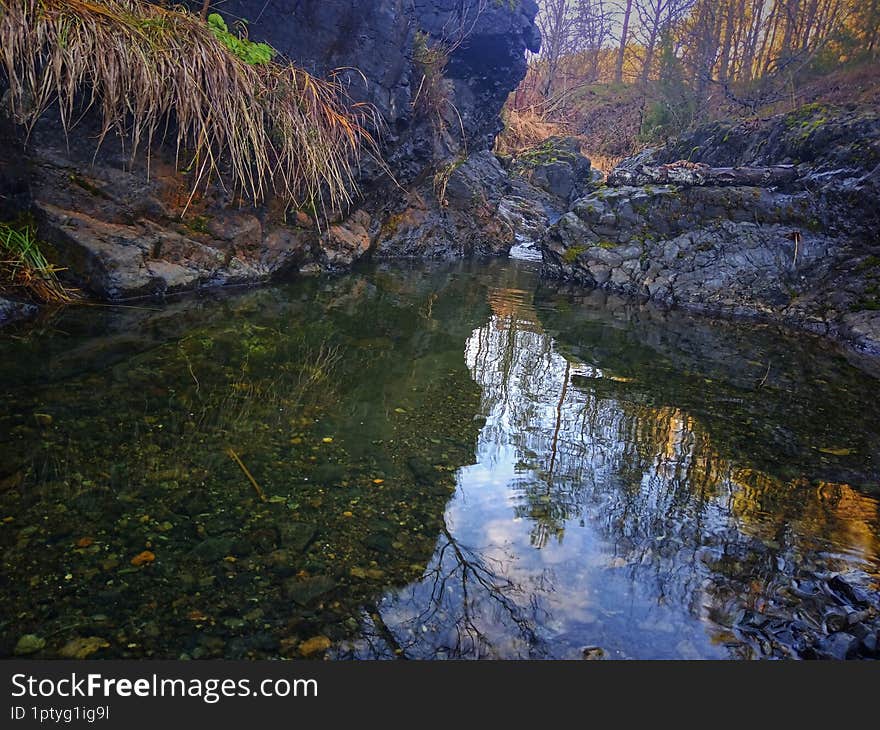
[412,31,454,136]
[0,0,379,218]
[494,106,567,156]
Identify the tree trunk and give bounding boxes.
[718,0,736,83]
[615,0,634,84]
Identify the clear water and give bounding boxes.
[1,259,878,659]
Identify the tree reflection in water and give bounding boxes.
[339,263,880,659]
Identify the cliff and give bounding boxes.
[0,0,540,307]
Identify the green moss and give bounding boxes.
[187,215,211,235]
[562,245,587,263]
[381,212,405,237]
[515,139,576,170]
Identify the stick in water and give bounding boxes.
[226,447,267,502]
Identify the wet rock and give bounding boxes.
[0,297,38,328]
[828,574,873,608]
[298,635,331,657]
[247,632,280,653]
[363,531,394,555]
[322,210,372,269]
[406,455,437,485]
[860,632,879,657]
[814,632,860,660]
[310,463,347,485]
[58,636,109,659]
[246,527,280,553]
[284,575,337,606]
[178,493,212,518]
[824,607,850,633]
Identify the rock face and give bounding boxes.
[0,0,540,305]
[541,104,880,357]
[200,1,540,156]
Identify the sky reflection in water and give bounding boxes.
[347,262,880,659]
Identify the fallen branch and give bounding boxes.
[608,162,797,188]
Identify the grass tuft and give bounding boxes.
[0,0,380,219]
[0,222,75,303]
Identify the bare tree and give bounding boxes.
[615,0,635,83]
[635,0,695,83]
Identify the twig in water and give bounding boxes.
[758,361,771,388]
[226,447,267,501]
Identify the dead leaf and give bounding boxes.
[130,550,155,566]
[818,447,854,456]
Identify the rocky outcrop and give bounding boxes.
[0,0,540,308]
[0,297,37,327]
[496,136,597,259]
[541,104,880,357]
[373,151,515,258]
[505,136,596,205]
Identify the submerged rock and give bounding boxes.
[284,575,337,606]
[0,297,38,327]
[14,634,45,656]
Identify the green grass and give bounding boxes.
[0,222,74,303]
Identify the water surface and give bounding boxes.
[1,259,878,659]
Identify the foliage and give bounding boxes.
[0,222,74,303]
[0,0,380,218]
[206,13,274,66]
[510,0,879,161]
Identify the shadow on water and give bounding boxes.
[1,259,878,659]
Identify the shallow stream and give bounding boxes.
[1,259,878,659]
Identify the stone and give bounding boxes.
[0,297,38,327]
[277,522,316,553]
[190,536,235,562]
[58,636,109,659]
[511,137,593,205]
[323,210,372,268]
